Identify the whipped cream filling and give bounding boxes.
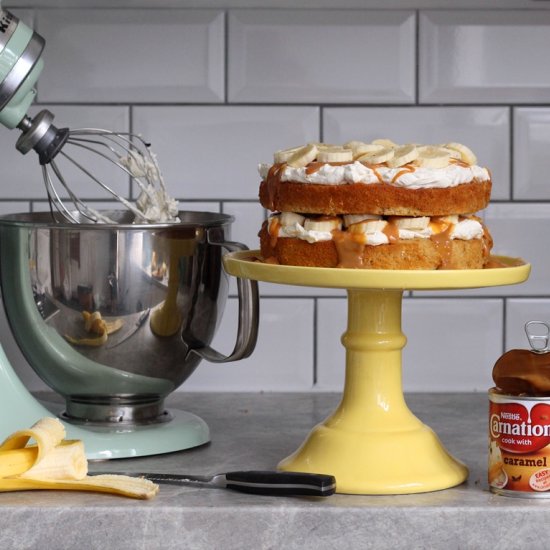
[269,214,484,246]
[258,162,490,189]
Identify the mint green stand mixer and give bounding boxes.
[0,9,259,459]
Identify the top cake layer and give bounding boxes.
[258,140,492,217]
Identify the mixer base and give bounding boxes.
[0,343,210,459]
[64,408,210,461]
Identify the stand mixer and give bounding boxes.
[0,10,260,459]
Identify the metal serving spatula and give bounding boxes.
[100,470,336,497]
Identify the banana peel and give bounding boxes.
[0,418,158,499]
[65,310,123,347]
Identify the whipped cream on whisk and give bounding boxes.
[120,150,180,224]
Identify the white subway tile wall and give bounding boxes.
[228,10,416,103]
[0,6,547,393]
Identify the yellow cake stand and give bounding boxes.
[223,252,530,495]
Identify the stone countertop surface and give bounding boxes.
[0,392,546,549]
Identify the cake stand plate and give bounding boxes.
[223,251,530,495]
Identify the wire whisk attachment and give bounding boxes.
[15,109,178,224]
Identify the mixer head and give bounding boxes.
[0,9,177,225]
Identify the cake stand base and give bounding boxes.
[223,252,530,495]
[278,420,466,495]
[278,288,467,494]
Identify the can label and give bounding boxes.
[489,390,550,495]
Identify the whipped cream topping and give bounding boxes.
[258,161,490,189]
[269,213,484,246]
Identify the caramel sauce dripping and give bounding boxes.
[449,158,470,168]
[265,164,286,210]
[267,217,281,248]
[429,222,455,269]
[333,230,367,268]
[391,164,416,184]
[360,163,384,183]
[485,256,524,269]
[382,221,399,243]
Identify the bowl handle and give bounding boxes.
[189,239,259,363]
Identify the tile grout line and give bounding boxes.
[313,297,318,386]
[415,9,420,105]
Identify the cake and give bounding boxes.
[258,139,494,269]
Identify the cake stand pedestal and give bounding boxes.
[224,252,530,495]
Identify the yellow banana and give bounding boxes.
[0,417,158,499]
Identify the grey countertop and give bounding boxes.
[0,392,547,550]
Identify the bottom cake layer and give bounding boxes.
[259,223,493,270]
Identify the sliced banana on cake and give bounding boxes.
[279,212,306,227]
[390,216,430,230]
[371,138,397,148]
[287,144,319,168]
[444,142,477,165]
[274,145,304,164]
[386,144,419,168]
[317,147,353,163]
[356,147,395,165]
[349,219,388,234]
[345,142,385,160]
[415,146,451,169]
[434,214,459,224]
[343,214,383,227]
[304,217,342,232]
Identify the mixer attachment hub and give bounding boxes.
[16,109,69,164]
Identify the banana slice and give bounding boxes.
[304,217,341,232]
[349,142,385,160]
[390,216,430,230]
[317,147,353,163]
[434,215,459,224]
[349,220,388,235]
[439,146,461,160]
[444,142,477,165]
[357,147,395,165]
[386,144,418,168]
[310,142,337,149]
[287,144,319,168]
[274,145,304,164]
[343,140,364,150]
[343,214,383,227]
[415,146,450,169]
[279,212,305,227]
[371,138,397,148]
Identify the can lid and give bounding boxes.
[525,321,550,353]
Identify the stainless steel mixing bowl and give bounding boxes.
[0,211,258,425]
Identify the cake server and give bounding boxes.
[96,470,336,497]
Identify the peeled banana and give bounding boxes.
[0,418,158,499]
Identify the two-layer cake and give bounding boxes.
[258,139,493,269]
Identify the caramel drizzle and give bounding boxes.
[391,164,416,184]
[429,223,455,269]
[267,217,281,248]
